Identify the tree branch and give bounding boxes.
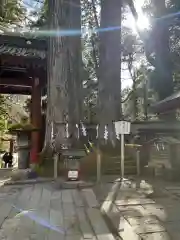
[126,0,156,67]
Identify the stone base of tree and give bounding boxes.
[54,180,94,189]
[10,168,37,181]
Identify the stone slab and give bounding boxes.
[126,215,160,227]
[71,189,84,207]
[115,198,155,206]
[140,232,170,240]
[62,190,73,203]
[0,202,13,226]
[133,222,165,234]
[117,205,146,216]
[65,235,84,240]
[76,207,94,239]
[29,184,42,208]
[142,204,167,221]
[50,191,62,211]
[41,187,52,207]
[62,190,81,236]
[82,189,99,208]
[116,190,145,201]
[64,216,81,236]
[48,230,65,240]
[87,208,115,240]
[119,217,141,240]
[0,183,111,240]
[62,203,76,218]
[50,209,64,228]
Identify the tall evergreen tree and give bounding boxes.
[98,0,122,143]
[44,0,82,152]
[127,0,180,119]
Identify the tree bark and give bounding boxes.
[152,0,174,100]
[98,0,122,144]
[67,0,83,142]
[152,0,174,119]
[44,0,82,153]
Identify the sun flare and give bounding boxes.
[136,14,150,30]
[124,12,150,34]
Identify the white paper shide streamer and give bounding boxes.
[104,125,108,140]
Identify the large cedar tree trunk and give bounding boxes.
[44,0,82,152]
[152,0,174,119]
[98,0,122,143]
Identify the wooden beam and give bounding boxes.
[0,55,46,68]
[0,76,46,87]
[0,35,47,50]
[0,86,31,95]
[0,77,32,86]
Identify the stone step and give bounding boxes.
[106,160,136,166]
[105,165,137,175]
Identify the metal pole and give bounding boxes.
[121,134,124,179]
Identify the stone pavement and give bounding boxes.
[0,182,115,240]
[101,178,180,240]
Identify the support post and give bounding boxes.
[121,134,124,179]
[136,150,140,176]
[30,77,42,166]
[9,139,14,153]
[96,146,101,183]
[54,154,59,179]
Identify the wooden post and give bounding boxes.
[136,150,140,176]
[9,139,14,153]
[121,134,124,179]
[54,154,59,179]
[96,147,101,183]
[30,77,42,166]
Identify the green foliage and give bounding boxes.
[123,64,158,121]
[0,0,25,28]
[28,0,180,121]
[0,95,9,132]
[30,0,100,122]
[8,117,37,131]
[29,0,48,28]
[23,98,31,114]
[8,123,37,131]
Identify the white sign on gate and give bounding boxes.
[114,121,131,135]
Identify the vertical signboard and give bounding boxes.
[114,121,131,178]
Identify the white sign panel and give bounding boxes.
[114,121,131,135]
[68,170,78,180]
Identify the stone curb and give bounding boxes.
[99,180,122,238]
[3,178,55,186]
[104,179,170,240]
[100,180,143,240]
[101,180,121,213]
[3,178,95,189]
[55,180,95,189]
